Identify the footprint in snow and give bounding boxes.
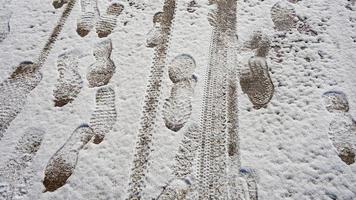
[322,91,356,165]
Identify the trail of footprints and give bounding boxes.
[53,50,83,107]
[323,91,356,165]
[76,0,124,38]
[3,0,356,198]
[0,0,116,192]
[0,128,45,199]
[163,54,197,132]
[0,0,76,138]
[43,86,117,191]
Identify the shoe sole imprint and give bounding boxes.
[87,39,116,88]
[43,125,94,192]
[163,79,196,132]
[240,57,274,109]
[89,86,117,144]
[95,3,124,38]
[270,1,297,31]
[328,114,356,165]
[53,51,83,107]
[0,62,42,139]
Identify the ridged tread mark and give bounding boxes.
[0,0,77,139]
[43,124,94,192]
[0,62,42,139]
[239,168,258,200]
[240,32,274,109]
[197,0,237,199]
[240,57,274,109]
[127,0,177,199]
[173,124,200,179]
[95,2,124,38]
[0,128,45,199]
[76,0,99,37]
[89,86,117,144]
[53,51,82,107]
[86,39,116,88]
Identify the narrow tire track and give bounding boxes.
[127,0,177,199]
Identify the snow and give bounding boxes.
[0,0,355,199]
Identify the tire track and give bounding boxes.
[37,0,77,67]
[227,70,242,200]
[196,0,237,199]
[155,124,200,199]
[127,0,177,199]
[0,0,77,139]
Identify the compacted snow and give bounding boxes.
[0,0,355,199]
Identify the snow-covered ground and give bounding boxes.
[0,0,355,199]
